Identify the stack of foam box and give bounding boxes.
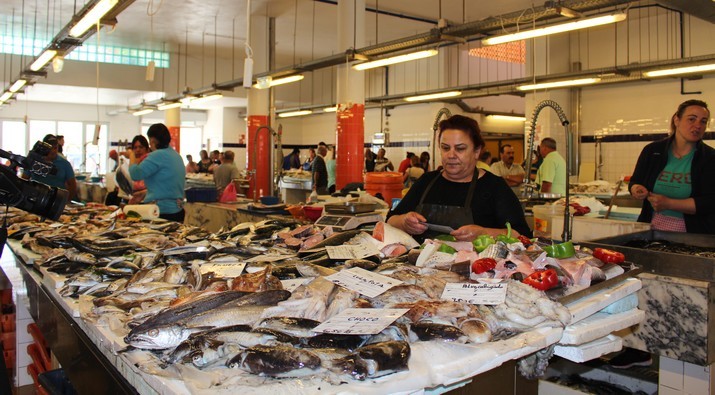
[1,289,15,378]
[12,298,38,390]
[26,323,50,395]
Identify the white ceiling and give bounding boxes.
[0,0,614,107]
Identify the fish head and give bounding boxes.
[124,325,192,350]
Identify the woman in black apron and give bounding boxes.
[386,114,531,241]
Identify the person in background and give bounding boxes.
[386,115,530,241]
[522,149,542,181]
[403,155,424,188]
[374,148,394,172]
[185,154,199,174]
[419,151,431,172]
[56,135,66,158]
[208,150,221,173]
[364,148,376,172]
[213,150,240,196]
[312,146,329,195]
[398,152,415,173]
[535,137,566,195]
[477,150,492,171]
[129,123,186,222]
[490,144,525,195]
[197,149,212,173]
[630,99,715,234]
[127,135,150,204]
[27,134,77,201]
[326,147,337,194]
[283,148,301,170]
[104,149,121,206]
[303,148,316,171]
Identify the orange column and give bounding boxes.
[165,107,181,152]
[247,88,270,199]
[335,0,365,190]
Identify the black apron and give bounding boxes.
[415,170,478,238]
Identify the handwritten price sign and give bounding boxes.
[325,267,403,298]
[313,308,409,335]
[440,281,507,305]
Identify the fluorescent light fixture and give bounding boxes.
[9,80,27,93]
[180,95,195,104]
[404,91,462,102]
[0,92,13,102]
[353,49,439,71]
[189,92,223,104]
[323,106,337,112]
[132,108,155,116]
[482,13,627,46]
[254,74,304,89]
[517,77,601,91]
[488,114,526,121]
[278,110,313,118]
[643,63,715,78]
[30,50,57,71]
[69,0,119,37]
[157,101,182,111]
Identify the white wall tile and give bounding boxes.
[660,355,685,390]
[683,361,709,395]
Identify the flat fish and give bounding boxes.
[227,345,321,378]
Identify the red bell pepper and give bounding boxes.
[522,268,559,291]
[518,235,532,246]
[593,248,625,264]
[471,258,497,274]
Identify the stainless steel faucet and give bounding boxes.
[522,100,572,241]
[431,107,452,170]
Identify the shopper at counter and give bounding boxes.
[387,114,531,241]
[419,151,431,172]
[303,148,316,171]
[364,148,376,172]
[491,144,525,194]
[127,135,150,204]
[27,134,77,201]
[403,155,424,188]
[398,152,415,173]
[630,99,715,233]
[282,148,301,170]
[326,148,337,194]
[477,150,492,171]
[374,148,394,172]
[312,146,329,195]
[197,150,212,173]
[535,138,566,195]
[213,150,240,196]
[185,154,199,174]
[129,123,186,222]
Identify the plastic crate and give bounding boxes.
[27,343,50,373]
[38,369,78,395]
[3,350,14,369]
[1,314,15,333]
[28,323,48,350]
[185,188,217,202]
[1,332,14,351]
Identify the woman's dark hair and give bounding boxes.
[132,135,150,150]
[671,99,709,135]
[438,114,485,151]
[147,123,172,149]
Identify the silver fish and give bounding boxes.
[124,325,206,350]
[255,317,321,338]
[227,345,321,377]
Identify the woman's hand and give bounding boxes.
[451,225,487,241]
[388,212,427,235]
[647,193,671,212]
[631,184,649,200]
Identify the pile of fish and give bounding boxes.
[4,204,601,390]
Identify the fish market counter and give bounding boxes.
[0,236,646,395]
[184,202,292,233]
[77,180,108,204]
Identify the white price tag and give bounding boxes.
[280,277,314,293]
[325,268,403,298]
[325,244,381,260]
[440,281,508,305]
[200,261,246,277]
[313,308,409,335]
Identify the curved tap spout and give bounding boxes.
[522,99,572,241]
[431,107,452,170]
[251,125,278,203]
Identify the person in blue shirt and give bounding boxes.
[128,123,186,222]
[28,134,77,200]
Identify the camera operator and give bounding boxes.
[22,134,77,201]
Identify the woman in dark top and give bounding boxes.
[197,150,212,173]
[387,114,531,240]
[630,99,715,233]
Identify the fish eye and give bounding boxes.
[148,329,159,337]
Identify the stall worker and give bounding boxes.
[374,148,394,172]
[387,114,531,241]
[535,138,566,195]
[283,148,301,170]
[630,99,715,233]
[129,123,186,222]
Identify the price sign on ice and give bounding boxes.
[280,277,314,293]
[325,267,402,298]
[200,261,246,277]
[440,281,507,305]
[325,244,381,260]
[313,308,409,335]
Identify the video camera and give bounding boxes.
[0,141,69,220]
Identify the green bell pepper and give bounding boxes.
[495,222,519,244]
[435,234,457,242]
[438,243,457,254]
[472,234,495,252]
[542,241,576,259]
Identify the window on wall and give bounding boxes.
[28,120,55,147]
[1,121,26,156]
[85,124,109,175]
[180,127,203,165]
[58,122,83,171]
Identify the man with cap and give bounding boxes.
[28,134,77,200]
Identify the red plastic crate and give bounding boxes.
[27,323,47,350]
[28,363,50,395]
[0,289,11,306]
[3,350,14,369]
[27,343,49,373]
[0,332,14,351]
[0,314,14,333]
